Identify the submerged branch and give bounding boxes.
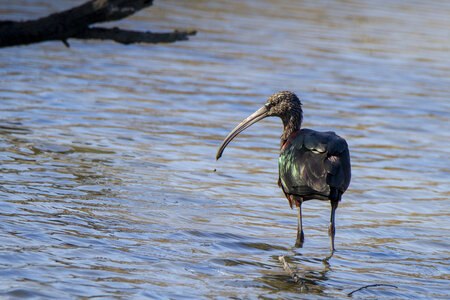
[347,284,398,297]
[278,255,309,291]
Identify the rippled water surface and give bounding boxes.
[1,0,449,298]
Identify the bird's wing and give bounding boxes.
[307,131,351,193]
[279,130,328,196]
[279,129,350,199]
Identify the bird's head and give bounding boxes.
[216,91,303,160]
[264,91,302,118]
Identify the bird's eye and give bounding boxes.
[265,103,271,109]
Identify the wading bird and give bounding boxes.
[216,91,351,253]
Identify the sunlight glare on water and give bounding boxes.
[0,0,449,298]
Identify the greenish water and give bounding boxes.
[0,0,449,298]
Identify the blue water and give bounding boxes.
[0,0,449,298]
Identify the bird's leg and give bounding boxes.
[328,200,339,254]
[295,198,304,248]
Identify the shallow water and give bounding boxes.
[0,0,449,298]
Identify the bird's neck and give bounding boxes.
[281,112,302,147]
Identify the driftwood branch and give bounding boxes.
[278,255,309,291]
[0,0,196,48]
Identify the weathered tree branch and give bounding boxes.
[278,255,309,291]
[0,0,196,48]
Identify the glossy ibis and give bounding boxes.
[216,91,351,253]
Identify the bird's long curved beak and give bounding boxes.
[216,105,268,160]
